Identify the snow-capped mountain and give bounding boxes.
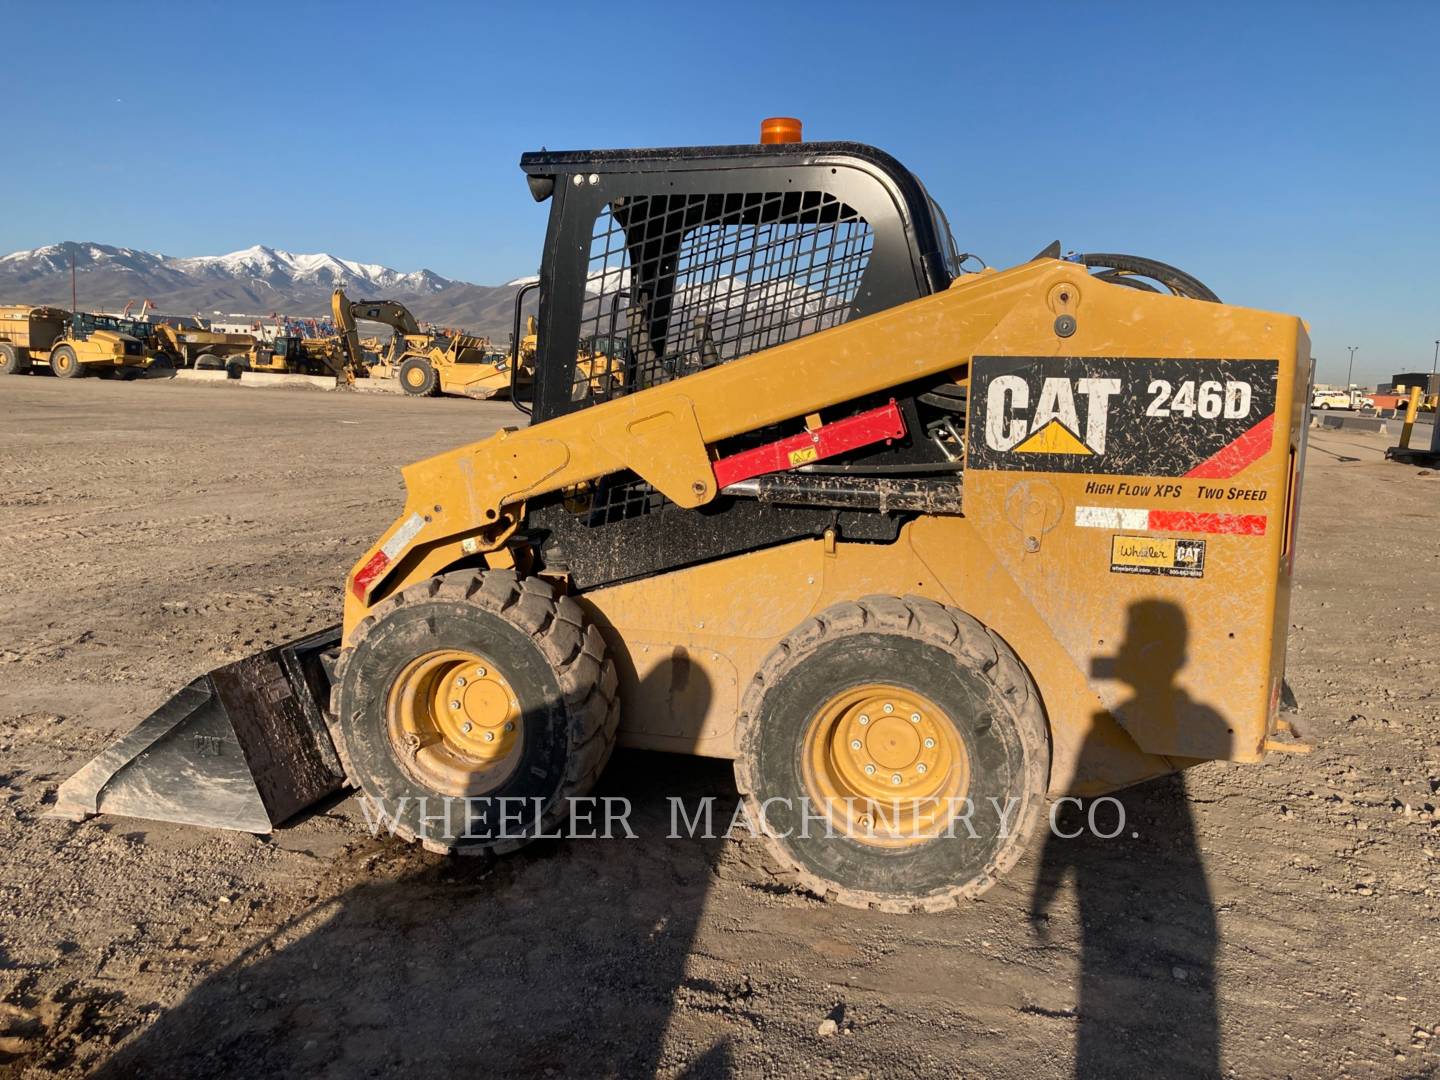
[0,242,839,345]
[173,245,453,294]
[0,241,528,337]
[0,241,451,296]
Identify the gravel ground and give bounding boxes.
[1,375,1437,1079]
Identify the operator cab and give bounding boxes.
[515,125,971,589]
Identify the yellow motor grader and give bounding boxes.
[56,121,1310,912]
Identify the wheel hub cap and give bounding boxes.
[802,684,970,846]
[386,649,521,796]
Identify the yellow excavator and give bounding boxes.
[56,120,1311,914]
[332,290,513,399]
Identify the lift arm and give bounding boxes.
[341,259,1056,636]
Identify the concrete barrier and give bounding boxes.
[172,369,403,393]
[1315,413,1388,433]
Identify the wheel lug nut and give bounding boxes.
[461,722,473,733]
[456,677,467,688]
[916,763,928,775]
[883,703,894,714]
[850,739,862,750]
[476,667,487,678]
[504,721,515,732]
[863,764,876,776]
[891,773,902,785]
[858,714,870,725]
[923,737,936,749]
[484,731,496,742]
[910,712,920,723]
[449,700,461,711]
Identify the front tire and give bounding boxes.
[734,596,1050,912]
[50,345,82,378]
[398,356,439,397]
[331,570,619,855]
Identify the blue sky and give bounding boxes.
[3,0,1436,384]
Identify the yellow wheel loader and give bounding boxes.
[56,122,1311,912]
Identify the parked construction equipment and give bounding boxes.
[0,306,150,378]
[57,122,1311,913]
[332,290,512,399]
[149,322,259,370]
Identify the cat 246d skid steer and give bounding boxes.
[56,119,1310,912]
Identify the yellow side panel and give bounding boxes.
[580,521,1175,797]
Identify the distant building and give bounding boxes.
[1381,372,1440,395]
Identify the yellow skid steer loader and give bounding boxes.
[55,121,1310,912]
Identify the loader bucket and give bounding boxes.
[51,626,348,833]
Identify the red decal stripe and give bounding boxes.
[352,550,390,599]
[1184,414,1275,479]
[713,402,906,489]
[1148,510,1267,535]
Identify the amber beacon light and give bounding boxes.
[760,116,803,144]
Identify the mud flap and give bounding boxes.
[51,626,348,833]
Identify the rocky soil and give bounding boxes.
[0,377,1436,1078]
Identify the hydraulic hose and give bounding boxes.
[1071,252,1221,303]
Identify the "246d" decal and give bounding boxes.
[967,357,1279,476]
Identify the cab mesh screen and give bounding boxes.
[569,190,873,405]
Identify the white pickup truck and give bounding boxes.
[1312,389,1353,410]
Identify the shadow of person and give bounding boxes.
[1031,599,1230,1079]
[92,659,734,1079]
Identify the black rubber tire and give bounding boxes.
[225,357,247,379]
[398,356,439,397]
[330,570,619,855]
[194,353,224,370]
[145,355,175,377]
[50,345,83,379]
[733,595,1050,913]
[0,343,24,375]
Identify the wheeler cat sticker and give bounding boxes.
[966,357,1279,476]
[1109,536,1207,578]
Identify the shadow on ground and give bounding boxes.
[92,751,736,1079]
[1032,599,1223,1079]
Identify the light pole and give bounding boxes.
[1346,345,1358,391]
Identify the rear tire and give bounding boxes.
[331,570,619,855]
[398,356,439,397]
[50,345,82,379]
[0,343,25,375]
[194,353,224,370]
[225,357,247,379]
[733,595,1050,913]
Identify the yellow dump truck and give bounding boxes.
[0,306,150,378]
[149,322,259,370]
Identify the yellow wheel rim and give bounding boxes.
[404,366,425,388]
[801,683,970,847]
[386,649,522,796]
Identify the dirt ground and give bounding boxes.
[1,376,1438,1079]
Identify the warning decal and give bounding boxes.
[1110,536,1207,578]
[967,357,1279,476]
